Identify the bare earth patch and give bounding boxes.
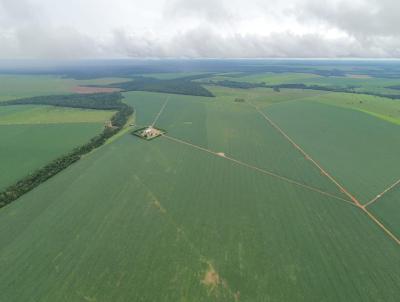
[72,86,122,94]
[152,200,167,214]
[202,264,221,289]
[217,152,226,157]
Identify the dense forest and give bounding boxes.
[101,77,215,97]
[1,92,125,109]
[207,80,267,89]
[0,93,133,208]
[386,85,400,90]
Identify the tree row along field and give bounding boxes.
[0,123,106,191]
[0,92,133,208]
[0,89,399,301]
[204,71,400,96]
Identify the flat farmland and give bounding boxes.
[0,88,399,301]
[207,86,330,109]
[211,72,400,95]
[369,188,400,238]
[265,100,400,204]
[294,92,400,125]
[0,105,114,125]
[0,123,105,190]
[206,72,323,85]
[0,105,112,190]
[136,90,346,197]
[0,75,129,101]
[0,133,399,301]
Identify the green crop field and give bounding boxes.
[369,189,400,238]
[0,105,112,190]
[265,100,400,203]
[0,105,114,125]
[307,92,400,125]
[1,131,400,301]
[222,72,324,85]
[0,75,128,101]
[0,81,399,302]
[0,123,105,190]
[203,71,400,95]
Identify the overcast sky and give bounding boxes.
[0,0,399,59]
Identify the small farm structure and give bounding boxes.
[132,126,166,140]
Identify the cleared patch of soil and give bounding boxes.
[217,152,226,157]
[202,264,221,288]
[152,200,167,214]
[72,86,122,94]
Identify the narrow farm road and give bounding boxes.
[249,102,400,246]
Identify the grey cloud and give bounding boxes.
[0,0,400,59]
[15,26,103,59]
[0,0,42,27]
[297,0,400,37]
[163,0,233,24]
[109,27,400,58]
[2,25,400,59]
[0,0,103,59]
[109,30,166,58]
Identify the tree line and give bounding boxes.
[0,93,133,209]
[209,80,400,100]
[91,77,215,97]
[0,92,124,109]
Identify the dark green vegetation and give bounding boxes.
[1,92,124,109]
[386,85,400,90]
[208,79,400,99]
[0,92,133,208]
[207,80,267,89]
[103,77,214,97]
[0,65,399,301]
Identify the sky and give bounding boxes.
[0,0,399,59]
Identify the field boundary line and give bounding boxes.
[248,102,363,207]
[133,174,239,299]
[248,102,400,246]
[250,91,334,110]
[361,207,400,245]
[151,97,169,127]
[364,178,400,208]
[163,134,356,207]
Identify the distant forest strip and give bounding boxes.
[0,92,125,109]
[92,77,215,97]
[0,93,134,209]
[385,85,400,91]
[209,80,400,100]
